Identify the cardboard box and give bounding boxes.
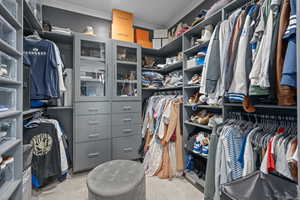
[154,29,168,38]
[152,38,162,49]
[137,40,153,48]
[112,23,134,42]
[112,9,133,26]
[135,29,150,42]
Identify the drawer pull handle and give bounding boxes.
[123,118,132,122]
[88,108,99,112]
[88,134,100,138]
[88,153,100,158]
[123,106,132,111]
[88,121,100,125]
[123,147,133,152]
[123,129,133,133]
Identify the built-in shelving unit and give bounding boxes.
[0,0,23,199]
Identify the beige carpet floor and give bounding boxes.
[33,172,204,200]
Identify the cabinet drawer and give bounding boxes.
[74,139,111,172]
[112,135,141,160]
[112,113,141,126]
[112,124,141,138]
[75,115,111,142]
[112,101,141,113]
[75,102,110,115]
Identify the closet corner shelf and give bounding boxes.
[224,103,297,110]
[41,31,74,43]
[142,36,183,56]
[184,42,209,55]
[185,147,208,160]
[184,121,212,130]
[185,170,205,190]
[0,78,22,85]
[184,104,222,110]
[163,61,183,72]
[0,179,22,200]
[0,39,22,58]
[142,68,163,72]
[117,60,137,65]
[142,86,183,91]
[0,111,21,119]
[0,138,21,156]
[0,2,22,30]
[23,109,43,115]
[23,0,43,32]
[117,80,138,84]
[184,85,201,89]
[184,65,203,72]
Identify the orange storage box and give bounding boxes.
[137,40,153,48]
[111,23,134,42]
[135,29,150,42]
[112,9,133,26]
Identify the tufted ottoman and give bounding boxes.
[87,160,146,200]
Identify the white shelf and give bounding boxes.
[0,179,22,200]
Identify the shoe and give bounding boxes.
[198,95,208,105]
[202,145,209,157]
[188,74,202,85]
[197,25,213,44]
[197,113,214,125]
[188,93,200,104]
[192,141,202,154]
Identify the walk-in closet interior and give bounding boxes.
[0,0,299,199]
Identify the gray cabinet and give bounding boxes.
[74,34,110,102]
[73,38,142,171]
[73,34,112,172]
[112,40,141,101]
[111,40,142,160]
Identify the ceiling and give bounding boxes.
[44,0,203,29]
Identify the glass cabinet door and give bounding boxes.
[76,37,108,101]
[116,45,138,97]
[80,64,105,97]
[81,40,105,60]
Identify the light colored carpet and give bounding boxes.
[33,172,203,200]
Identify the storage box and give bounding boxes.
[0,15,16,48]
[111,23,134,42]
[112,9,133,26]
[0,118,16,142]
[152,38,162,49]
[0,51,17,81]
[135,29,150,42]
[0,87,16,112]
[154,29,168,38]
[137,40,152,48]
[1,0,18,18]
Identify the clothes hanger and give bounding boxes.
[26,30,41,40]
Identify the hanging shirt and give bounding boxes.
[53,43,66,92]
[24,39,59,99]
[24,123,62,186]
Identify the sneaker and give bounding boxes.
[202,145,209,157]
[192,141,202,154]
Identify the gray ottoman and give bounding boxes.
[87,160,145,200]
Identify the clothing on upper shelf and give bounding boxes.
[198,0,297,108]
[24,117,69,187]
[205,116,298,200]
[142,95,184,179]
[24,37,66,100]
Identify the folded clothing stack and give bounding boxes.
[142,71,164,89]
[163,70,183,88]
